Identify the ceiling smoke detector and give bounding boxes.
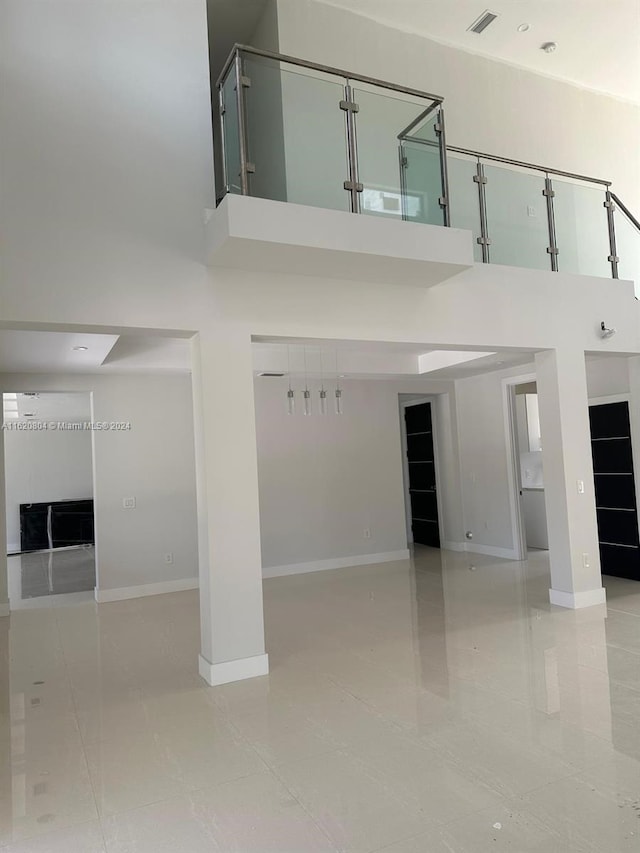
[72,346,89,352]
[468,10,498,34]
[541,41,558,53]
[517,23,530,33]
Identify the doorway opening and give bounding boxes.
[3,391,96,603]
[504,375,549,559]
[400,398,441,549]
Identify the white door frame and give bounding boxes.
[399,395,446,548]
[502,372,537,561]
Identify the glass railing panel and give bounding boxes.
[614,208,640,296]
[552,180,611,278]
[399,135,443,226]
[483,164,550,271]
[220,67,242,194]
[447,154,483,262]
[243,56,350,212]
[353,87,444,225]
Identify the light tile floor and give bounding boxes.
[8,547,96,603]
[0,547,638,851]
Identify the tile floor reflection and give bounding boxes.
[8,547,96,603]
[0,547,638,851]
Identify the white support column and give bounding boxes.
[0,424,9,617]
[191,328,268,686]
[535,349,605,609]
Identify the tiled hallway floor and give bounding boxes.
[7,546,96,603]
[0,548,638,851]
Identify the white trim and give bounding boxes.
[465,543,519,560]
[95,577,198,603]
[442,540,466,552]
[588,393,630,407]
[198,652,269,686]
[0,602,9,618]
[549,587,606,609]
[7,544,20,555]
[263,549,410,579]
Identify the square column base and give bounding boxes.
[198,652,269,686]
[549,587,606,609]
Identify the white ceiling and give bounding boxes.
[317,0,640,103]
[252,340,535,380]
[0,331,191,375]
[0,331,534,382]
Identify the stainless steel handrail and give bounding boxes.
[447,145,611,187]
[611,192,640,232]
[215,44,444,104]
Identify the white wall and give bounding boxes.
[0,0,213,328]
[4,421,94,552]
[254,376,462,570]
[274,0,640,210]
[455,356,636,557]
[586,356,630,399]
[0,374,198,593]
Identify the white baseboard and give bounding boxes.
[549,587,607,609]
[0,602,9,618]
[263,549,410,579]
[464,543,519,560]
[442,541,466,552]
[7,544,20,555]
[95,577,199,603]
[198,652,269,686]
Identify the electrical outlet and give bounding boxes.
[527,205,536,217]
[364,528,371,539]
[582,553,590,568]
[577,480,585,495]
[164,552,174,564]
[122,497,136,509]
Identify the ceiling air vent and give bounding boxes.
[468,10,498,34]
[258,372,285,377]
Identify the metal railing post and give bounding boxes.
[604,191,620,279]
[341,81,362,214]
[217,80,229,196]
[434,107,450,227]
[473,160,491,263]
[543,175,559,272]
[234,51,250,196]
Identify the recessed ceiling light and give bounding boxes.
[541,41,558,53]
[72,346,89,351]
[517,23,530,33]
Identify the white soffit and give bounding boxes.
[0,331,118,373]
[0,331,192,374]
[317,0,640,103]
[418,350,497,373]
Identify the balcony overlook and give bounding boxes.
[210,45,640,290]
